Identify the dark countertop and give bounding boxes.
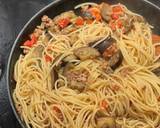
[0,1,53,127]
[0,0,160,128]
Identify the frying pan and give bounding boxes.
[7,0,160,127]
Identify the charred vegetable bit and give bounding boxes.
[74,47,100,60]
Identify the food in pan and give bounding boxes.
[13,2,160,128]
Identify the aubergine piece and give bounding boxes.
[91,37,123,70]
[63,54,77,63]
[53,11,76,23]
[122,15,145,34]
[82,11,94,20]
[100,3,112,22]
[95,109,108,117]
[50,68,58,88]
[31,45,44,58]
[108,50,123,70]
[102,42,122,70]
[93,37,116,54]
[152,67,160,76]
[74,47,100,60]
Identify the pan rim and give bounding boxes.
[6,0,160,127]
[7,0,62,127]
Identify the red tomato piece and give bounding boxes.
[58,18,70,29]
[111,13,119,20]
[45,55,52,62]
[23,40,33,47]
[100,99,108,109]
[75,17,84,26]
[112,5,123,13]
[117,19,123,28]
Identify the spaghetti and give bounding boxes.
[13,2,160,128]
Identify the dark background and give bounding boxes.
[0,0,160,128]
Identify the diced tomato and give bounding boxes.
[117,19,123,28]
[45,55,52,62]
[58,18,70,29]
[30,35,37,44]
[95,13,102,21]
[111,13,119,20]
[100,99,108,109]
[75,17,84,26]
[23,40,33,47]
[88,7,101,14]
[23,35,37,47]
[53,106,61,113]
[53,106,63,121]
[88,7,102,21]
[152,34,160,44]
[109,21,116,31]
[112,5,123,14]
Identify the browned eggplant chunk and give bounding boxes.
[74,47,100,60]
[100,3,112,22]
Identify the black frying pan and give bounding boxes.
[7,0,160,127]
